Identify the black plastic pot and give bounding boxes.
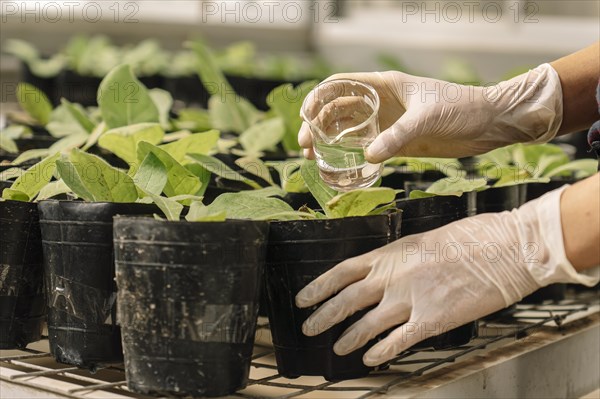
[37,200,158,369]
[396,193,479,348]
[0,200,45,349]
[265,212,402,381]
[381,168,446,191]
[476,185,525,214]
[164,75,210,107]
[56,70,163,106]
[20,61,58,105]
[525,179,575,202]
[225,74,304,111]
[114,217,269,397]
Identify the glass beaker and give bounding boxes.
[301,79,382,192]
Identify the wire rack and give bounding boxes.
[1,290,599,399]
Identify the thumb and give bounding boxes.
[365,110,422,163]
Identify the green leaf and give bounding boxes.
[235,156,276,186]
[148,88,173,129]
[208,95,262,134]
[140,191,183,222]
[48,132,88,154]
[386,157,464,177]
[185,201,227,222]
[37,179,71,201]
[159,130,220,164]
[239,117,285,156]
[267,81,318,152]
[267,159,307,193]
[82,122,107,151]
[16,83,53,125]
[186,40,231,97]
[98,123,164,164]
[12,149,50,165]
[300,160,337,216]
[174,108,213,132]
[60,99,95,132]
[2,153,59,201]
[4,39,39,63]
[187,153,261,189]
[0,168,25,181]
[511,143,569,178]
[544,159,597,179]
[57,149,138,202]
[1,125,31,140]
[240,186,286,198]
[0,134,18,153]
[46,103,93,138]
[133,152,168,195]
[55,158,94,201]
[283,168,308,193]
[203,192,297,220]
[97,64,160,129]
[187,40,261,134]
[2,189,29,202]
[137,142,201,197]
[476,146,514,172]
[409,177,488,199]
[326,187,397,218]
[28,54,66,78]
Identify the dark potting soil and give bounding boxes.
[0,200,45,349]
[37,200,158,369]
[265,212,402,381]
[113,217,269,397]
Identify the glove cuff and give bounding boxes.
[496,63,563,144]
[520,186,600,287]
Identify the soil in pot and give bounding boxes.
[37,200,158,369]
[396,193,479,349]
[265,212,402,381]
[0,200,45,349]
[114,217,269,397]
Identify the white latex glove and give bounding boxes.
[295,187,598,367]
[299,64,563,163]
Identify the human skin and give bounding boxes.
[552,42,600,136]
[560,173,600,271]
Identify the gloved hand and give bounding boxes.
[295,187,598,367]
[299,64,563,163]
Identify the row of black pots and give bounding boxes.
[20,62,304,110]
[0,194,475,396]
[0,177,585,395]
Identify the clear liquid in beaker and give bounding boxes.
[314,136,382,192]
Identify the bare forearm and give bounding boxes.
[551,42,600,136]
[560,173,600,271]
